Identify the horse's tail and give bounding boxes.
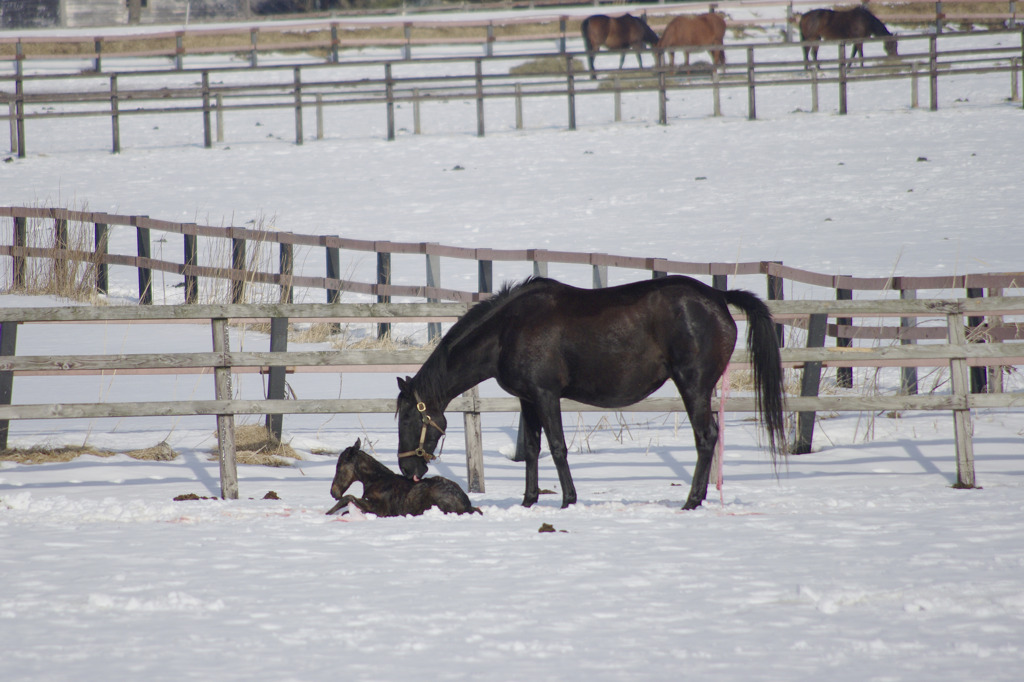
[724,289,787,465]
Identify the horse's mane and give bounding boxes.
[411,277,548,401]
[347,445,396,479]
[854,7,891,36]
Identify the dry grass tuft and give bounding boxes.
[126,441,179,461]
[510,57,586,76]
[209,424,301,467]
[0,444,114,464]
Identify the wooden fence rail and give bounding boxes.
[0,298,1021,499]
[1,1,1021,74]
[3,28,1023,157]
[3,206,1022,346]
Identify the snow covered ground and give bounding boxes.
[1,13,1023,681]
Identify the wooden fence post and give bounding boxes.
[231,237,246,304]
[426,249,441,343]
[136,223,152,304]
[249,28,259,68]
[811,67,819,112]
[836,285,853,388]
[657,50,667,125]
[14,73,25,158]
[475,59,485,137]
[712,66,722,116]
[385,63,395,141]
[265,316,288,440]
[12,216,26,288]
[967,287,987,393]
[54,218,69,294]
[330,23,340,64]
[293,67,304,145]
[279,243,293,304]
[987,287,1004,393]
[838,43,848,115]
[175,33,184,71]
[946,310,976,489]
[326,245,341,305]
[0,321,18,450]
[184,231,198,304]
[792,312,827,454]
[94,222,109,294]
[110,75,121,154]
[515,83,523,129]
[566,55,577,131]
[463,385,485,493]
[94,38,103,73]
[900,287,919,394]
[747,47,757,120]
[377,251,391,340]
[202,71,212,149]
[712,274,728,290]
[766,261,785,347]
[216,93,224,143]
[478,258,493,295]
[212,317,239,499]
[929,34,939,111]
[592,264,608,289]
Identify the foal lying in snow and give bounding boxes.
[325,439,481,517]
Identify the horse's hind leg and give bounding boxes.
[673,379,720,510]
[518,401,543,506]
[532,395,578,508]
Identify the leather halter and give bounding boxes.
[397,400,446,461]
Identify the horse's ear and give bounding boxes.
[397,376,411,395]
[353,438,361,451]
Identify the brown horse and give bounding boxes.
[656,12,727,68]
[800,7,898,69]
[581,13,660,80]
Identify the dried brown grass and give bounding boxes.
[210,423,300,467]
[0,440,179,464]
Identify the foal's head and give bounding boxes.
[330,439,365,500]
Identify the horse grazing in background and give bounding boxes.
[326,439,480,517]
[800,7,898,69]
[656,12,728,68]
[581,13,660,80]
[395,276,786,512]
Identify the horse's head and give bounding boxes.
[330,439,363,500]
[883,37,899,57]
[396,376,447,481]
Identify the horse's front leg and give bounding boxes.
[518,401,543,507]
[535,395,577,508]
[325,494,359,515]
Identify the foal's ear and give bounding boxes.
[397,376,411,395]
[353,438,361,451]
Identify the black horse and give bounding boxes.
[800,7,898,69]
[396,276,786,511]
[581,14,660,80]
[327,439,480,517]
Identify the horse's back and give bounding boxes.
[405,477,479,515]
[658,12,725,48]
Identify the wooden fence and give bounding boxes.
[3,23,1023,157]
[2,1,1022,74]
[0,297,1021,499]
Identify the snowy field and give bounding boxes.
[2,12,1024,682]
